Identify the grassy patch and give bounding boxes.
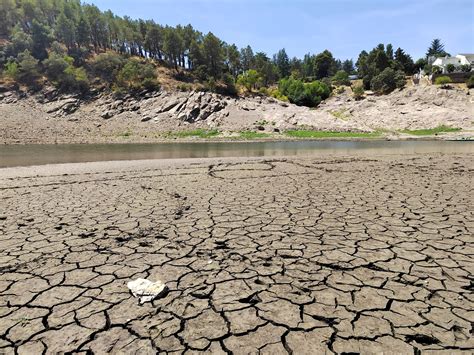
[400,126,461,136]
[117,131,132,137]
[329,109,351,121]
[239,131,271,139]
[285,130,381,139]
[164,129,220,139]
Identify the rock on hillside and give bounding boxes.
[315,85,473,131]
[0,83,473,144]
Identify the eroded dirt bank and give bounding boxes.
[0,154,473,353]
[1,84,473,144]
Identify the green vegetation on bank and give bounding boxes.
[278,77,331,107]
[115,127,464,140]
[285,130,382,138]
[400,126,461,136]
[238,131,271,139]
[163,129,220,139]
[434,76,452,86]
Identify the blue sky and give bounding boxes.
[88,0,474,61]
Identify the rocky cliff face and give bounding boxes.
[0,84,472,144]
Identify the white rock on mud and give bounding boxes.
[127,278,168,304]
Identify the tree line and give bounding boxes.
[0,0,458,105]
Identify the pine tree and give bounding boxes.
[274,48,290,78]
[313,50,337,79]
[202,32,223,78]
[55,13,76,49]
[76,16,91,48]
[426,39,447,58]
[342,59,354,74]
[31,20,52,60]
[240,46,255,72]
[394,48,414,74]
[386,44,394,60]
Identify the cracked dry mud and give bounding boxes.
[0,154,473,354]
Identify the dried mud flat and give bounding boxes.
[0,154,473,354]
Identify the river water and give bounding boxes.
[0,140,472,168]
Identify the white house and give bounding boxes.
[432,54,474,73]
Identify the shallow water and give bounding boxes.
[0,140,472,168]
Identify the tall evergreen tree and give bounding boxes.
[163,27,183,69]
[426,39,447,58]
[342,59,354,74]
[225,44,241,77]
[55,12,76,49]
[0,0,18,36]
[386,43,394,60]
[76,16,91,48]
[274,48,290,78]
[240,45,255,72]
[394,47,414,74]
[31,20,52,60]
[202,32,223,78]
[313,50,337,79]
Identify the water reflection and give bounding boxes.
[0,141,472,168]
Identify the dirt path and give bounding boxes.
[0,154,473,353]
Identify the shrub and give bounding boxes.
[4,61,18,79]
[237,69,260,92]
[258,87,268,95]
[352,85,365,100]
[44,54,70,81]
[370,68,405,94]
[304,80,331,105]
[15,50,40,85]
[63,66,89,92]
[44,54,89,92]
[459,64,471,73]
[90,52,126,84]
[268,87,289,102]
[279,77,330,107]
[446,64,456,73]
[115,59,159,91]
[204,77,216,92]
[466,75,474,89]
[332,70,350,86]
[177,83,192,92]
[432,66,442,74]
[5,25,33,58]
[67,47,89,67]
[222,73,237,95]
[434,76,452,86]
[321,77,333,92]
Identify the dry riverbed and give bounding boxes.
[0,153,473,353]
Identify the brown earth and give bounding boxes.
[0,83,473,144]
[0,154,473,353]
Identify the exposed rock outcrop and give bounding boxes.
[0,84,472,144]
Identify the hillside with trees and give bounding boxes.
[0,0,463,109]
